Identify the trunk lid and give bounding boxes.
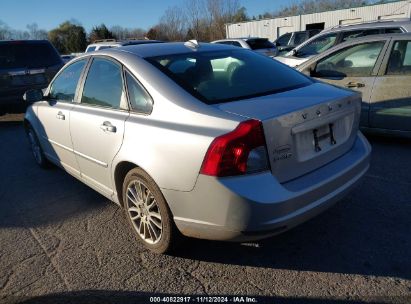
[214,82,361,183]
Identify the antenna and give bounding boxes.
[184,40,200,49]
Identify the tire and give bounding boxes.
[122,168,180,254]
[26,126,49,168]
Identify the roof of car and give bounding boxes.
[111,42,239,58]
[212,37,267,42]
[87,39,162,47]
[337,32,411,44]
[0,40,51,45]
[321,19,411,33]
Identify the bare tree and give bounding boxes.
[26,23,48,40]
[159,6,187,41]
[155,0,245,42]
[185,0,209,40]
[0,20,11,40]
[206,0,241,40]
[110,25,146,40]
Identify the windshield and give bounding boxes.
[0,42,62,69]
[147,49,311,104]
[296,33,338,57]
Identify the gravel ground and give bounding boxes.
[0,114,410,304]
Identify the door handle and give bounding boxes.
[56,111,65,120]
[100,121,117,133]
[345,81,365,88]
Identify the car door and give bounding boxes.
[308,40,388,127]
[369,38,411,132]
[36,59,88,177]
[70,57,129,197]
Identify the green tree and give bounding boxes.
[48,21,87,54]
[89,24,116,42]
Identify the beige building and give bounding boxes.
[226,0,411,40]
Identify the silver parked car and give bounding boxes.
[276,19,411,67]
[23,41,371,253]
[211,37,277,57]
[297,33,411,137]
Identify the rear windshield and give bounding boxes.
[246,39,275,50]
[0,42,62,69]
[146,49,311,104]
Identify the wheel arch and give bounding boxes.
[114,161,163,208]
[114,161,139,207]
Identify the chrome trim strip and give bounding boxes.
[74,150,108,168]
[47,137,73,152]
[46,137,108,168]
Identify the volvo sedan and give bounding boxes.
[23,41,371,253]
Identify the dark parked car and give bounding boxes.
[274,29,321,56]
[0,40,63,111]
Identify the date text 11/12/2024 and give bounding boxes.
[149,296,258,303]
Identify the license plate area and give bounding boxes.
[293,113,354,162]
[312,123,337,152]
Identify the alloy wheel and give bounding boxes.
[126,180,163,244]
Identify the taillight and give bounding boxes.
[200,119,270,177]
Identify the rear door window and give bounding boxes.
[125,71,153,114]
[384,28,403,34]
[231,41,242,47]
[341,29,380,42]
[0,42,61,69]
[81,58,123,108]
[86,46,96,52]
[49,59,87,102]
[315,41,385,77]
[386,40,411,75]
[246,39,275,50]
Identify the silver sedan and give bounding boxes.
[23,41,371,253]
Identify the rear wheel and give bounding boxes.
[122,168,180,253]
[27,127,49,168]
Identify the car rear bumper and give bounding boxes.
[162,132,371,242]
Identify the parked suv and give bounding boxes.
[276,20,411,67]
[212,37,277,57]
[0,40,63,111]
[85,39,163,52]
[274,29,321,56]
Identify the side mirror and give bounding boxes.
[302,64,316,77]
[23,89,44,103]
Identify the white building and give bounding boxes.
[226,0,411,41]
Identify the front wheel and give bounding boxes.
[122,168,180,253]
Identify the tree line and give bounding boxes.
[0,0,392,54]
[143,0,385,40]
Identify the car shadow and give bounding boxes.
[0,119,113,229]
